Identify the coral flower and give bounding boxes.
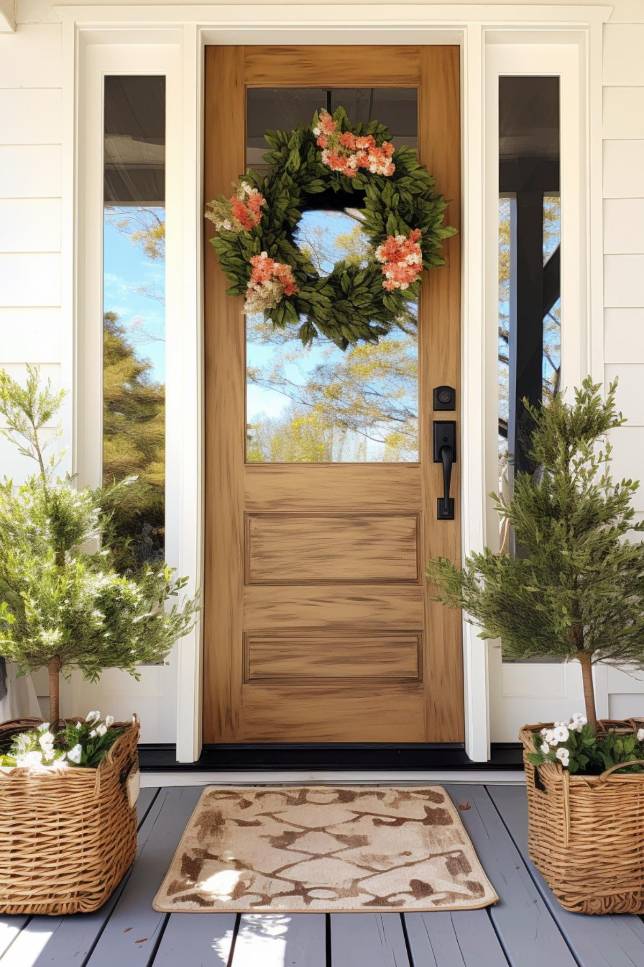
[375,229,423,291]
[313,109,396,177]
[245,252,298,313]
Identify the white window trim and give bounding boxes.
[60,3,609,762]
[485,40,603,741]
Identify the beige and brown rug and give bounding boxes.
[153,786,498,913]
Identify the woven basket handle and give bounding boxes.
[598,759,644,782]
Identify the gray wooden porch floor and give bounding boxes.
[2,782,644,967]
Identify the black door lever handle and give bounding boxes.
[433,421,456,520]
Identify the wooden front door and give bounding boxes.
[203,46,462,744]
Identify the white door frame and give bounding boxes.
[58,2,609,762]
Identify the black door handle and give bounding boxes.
[433,420,456,520]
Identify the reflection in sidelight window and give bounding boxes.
[498,76,560,490]
[103,76,166,571]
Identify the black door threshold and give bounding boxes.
[138,742,522,772]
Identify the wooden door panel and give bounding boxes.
[243,46,421,86]
[245,465,422,511]
[203,45,463,744]
[238,684,427,743]
[245,632,422,682]
[245,513,420,584]
[244,585,425,630]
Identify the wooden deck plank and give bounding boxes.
[330,914,409,967]
[445,784,577,967]
[404,910,509,966]
[0,918,28,960]
[232,914,326,967]
[153,913,236,967]
[0,788,163,967]
[490,784,644,967]
[85,786,202,967]
[137,786,158,825]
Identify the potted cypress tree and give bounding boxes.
[428,378,644,914]
[0,367,197,915]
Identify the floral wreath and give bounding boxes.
[206,107,455,349]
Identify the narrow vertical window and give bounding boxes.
[103,76,166,571]
[498,77,560,491]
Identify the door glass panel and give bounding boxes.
[498,76,560,661]
[498,76,560,486]
[245,88,419,463]
[103,76,166,571]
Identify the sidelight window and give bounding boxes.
[497,76,561,487]
[102,76,166,570]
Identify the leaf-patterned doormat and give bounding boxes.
[153,786,498,913]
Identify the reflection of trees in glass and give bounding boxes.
[497,194,561,467]
[103,312,165,572]
[498,197,512,464]
[247,318,417,462]
[102,204,166,573]
[246,208,418,463]
[542,195,561,402]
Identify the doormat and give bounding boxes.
[153,786,498,913]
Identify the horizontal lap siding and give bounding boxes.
[0,7,63,489]
[602,3,644,718]
[603,6,644,481]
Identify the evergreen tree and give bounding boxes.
[0,366,197,724]
[427,378,644,731]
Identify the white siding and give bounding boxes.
[603,4,644,725]
[1,0,644,741]
[0,2,64,714]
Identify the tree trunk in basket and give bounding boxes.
[578,651,597,732]
[48,656,61,725]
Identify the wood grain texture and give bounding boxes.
[330,914,410,967]
[203,45,462,744]
[234,914,326,967]
[446,784,577,967]
[244,46,420,86]
[203,46,246,742]
[246,513,420,584]
[420,47,463,741]
[245,631,421,681]
[245,464,421,512]
[238,683,426,742]
[85,788,203,967]
[405,911,509,966]
[244,585,424,631]
[153,913,236,967]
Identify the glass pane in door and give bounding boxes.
[245,87,419,463]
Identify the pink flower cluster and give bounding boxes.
[375,229,423,291]
[205,181,265,233]
[312,109,395,178]
[244,251,298,314]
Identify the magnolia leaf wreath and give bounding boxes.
[206,107,456,349]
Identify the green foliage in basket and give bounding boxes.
[427,377,644,732]
[0,366,199,724]
[526,714,644,775]
[0,711,124,770]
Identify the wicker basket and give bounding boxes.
[0,716,140,915]
[521,720,644,915]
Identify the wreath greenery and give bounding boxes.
[206,107,455,350]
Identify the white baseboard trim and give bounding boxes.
[141,770,525,787]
